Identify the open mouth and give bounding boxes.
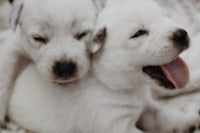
[143,57,189,89]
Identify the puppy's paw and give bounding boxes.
[0,121,7,131]
[170,114,200,133]
[0,116,9,131]
[137,107,200,133]
[0,104,7,124]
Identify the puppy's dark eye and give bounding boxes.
[33,36,48,44]
[75,32,88,40]
[130,30,148,39]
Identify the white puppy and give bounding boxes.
[9,0,200,133]
[145,1,200,98]
[0,0,103,126]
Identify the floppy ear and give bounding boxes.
[92,0,107,11]
[10,0,24,31]
[90,27,107,54]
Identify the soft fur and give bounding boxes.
[0,0,102,126]
[8,0,200,133]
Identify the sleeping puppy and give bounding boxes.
[0,0,103,127]
[8,0,200,133]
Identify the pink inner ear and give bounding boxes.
[91,42,101,53]
[161,57,189,89]
[91,28,107,53]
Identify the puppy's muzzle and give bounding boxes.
[171,29,189,51]
[53,61,77,80]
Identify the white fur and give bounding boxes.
[0,0,103,126]
[8,0,200,133]
[0,0,11,30]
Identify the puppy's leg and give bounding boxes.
[100,106,145,133]
[0,47,20,127]
[137,101,200,133]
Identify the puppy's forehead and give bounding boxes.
[98,0,164,28]
[22,0,97,29]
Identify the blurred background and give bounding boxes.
[0,0,200,34]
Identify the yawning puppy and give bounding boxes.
[9,0,199,133]
[0,0,102,126]
[151,33,200,98]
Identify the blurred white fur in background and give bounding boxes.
[0,0,10,30]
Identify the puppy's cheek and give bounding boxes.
[35,61,53,82]
[77,57,90,79]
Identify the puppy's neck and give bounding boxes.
[92,63,148,92]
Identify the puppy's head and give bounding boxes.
[10,0,106,83]
[93,0,189,90]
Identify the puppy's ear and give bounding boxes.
[90,27,107,53]
[92,0,107,11]
[10,0,24,31]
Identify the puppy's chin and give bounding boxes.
[53,77,79,85]
[34,70,77,85]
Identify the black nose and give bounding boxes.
[172,29,189,51]
[53,61,77,78]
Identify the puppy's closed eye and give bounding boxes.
[32,35,48,44]
[130,30,148,39]
[75,31,89,40]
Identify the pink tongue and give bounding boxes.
[161,57,189,89]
